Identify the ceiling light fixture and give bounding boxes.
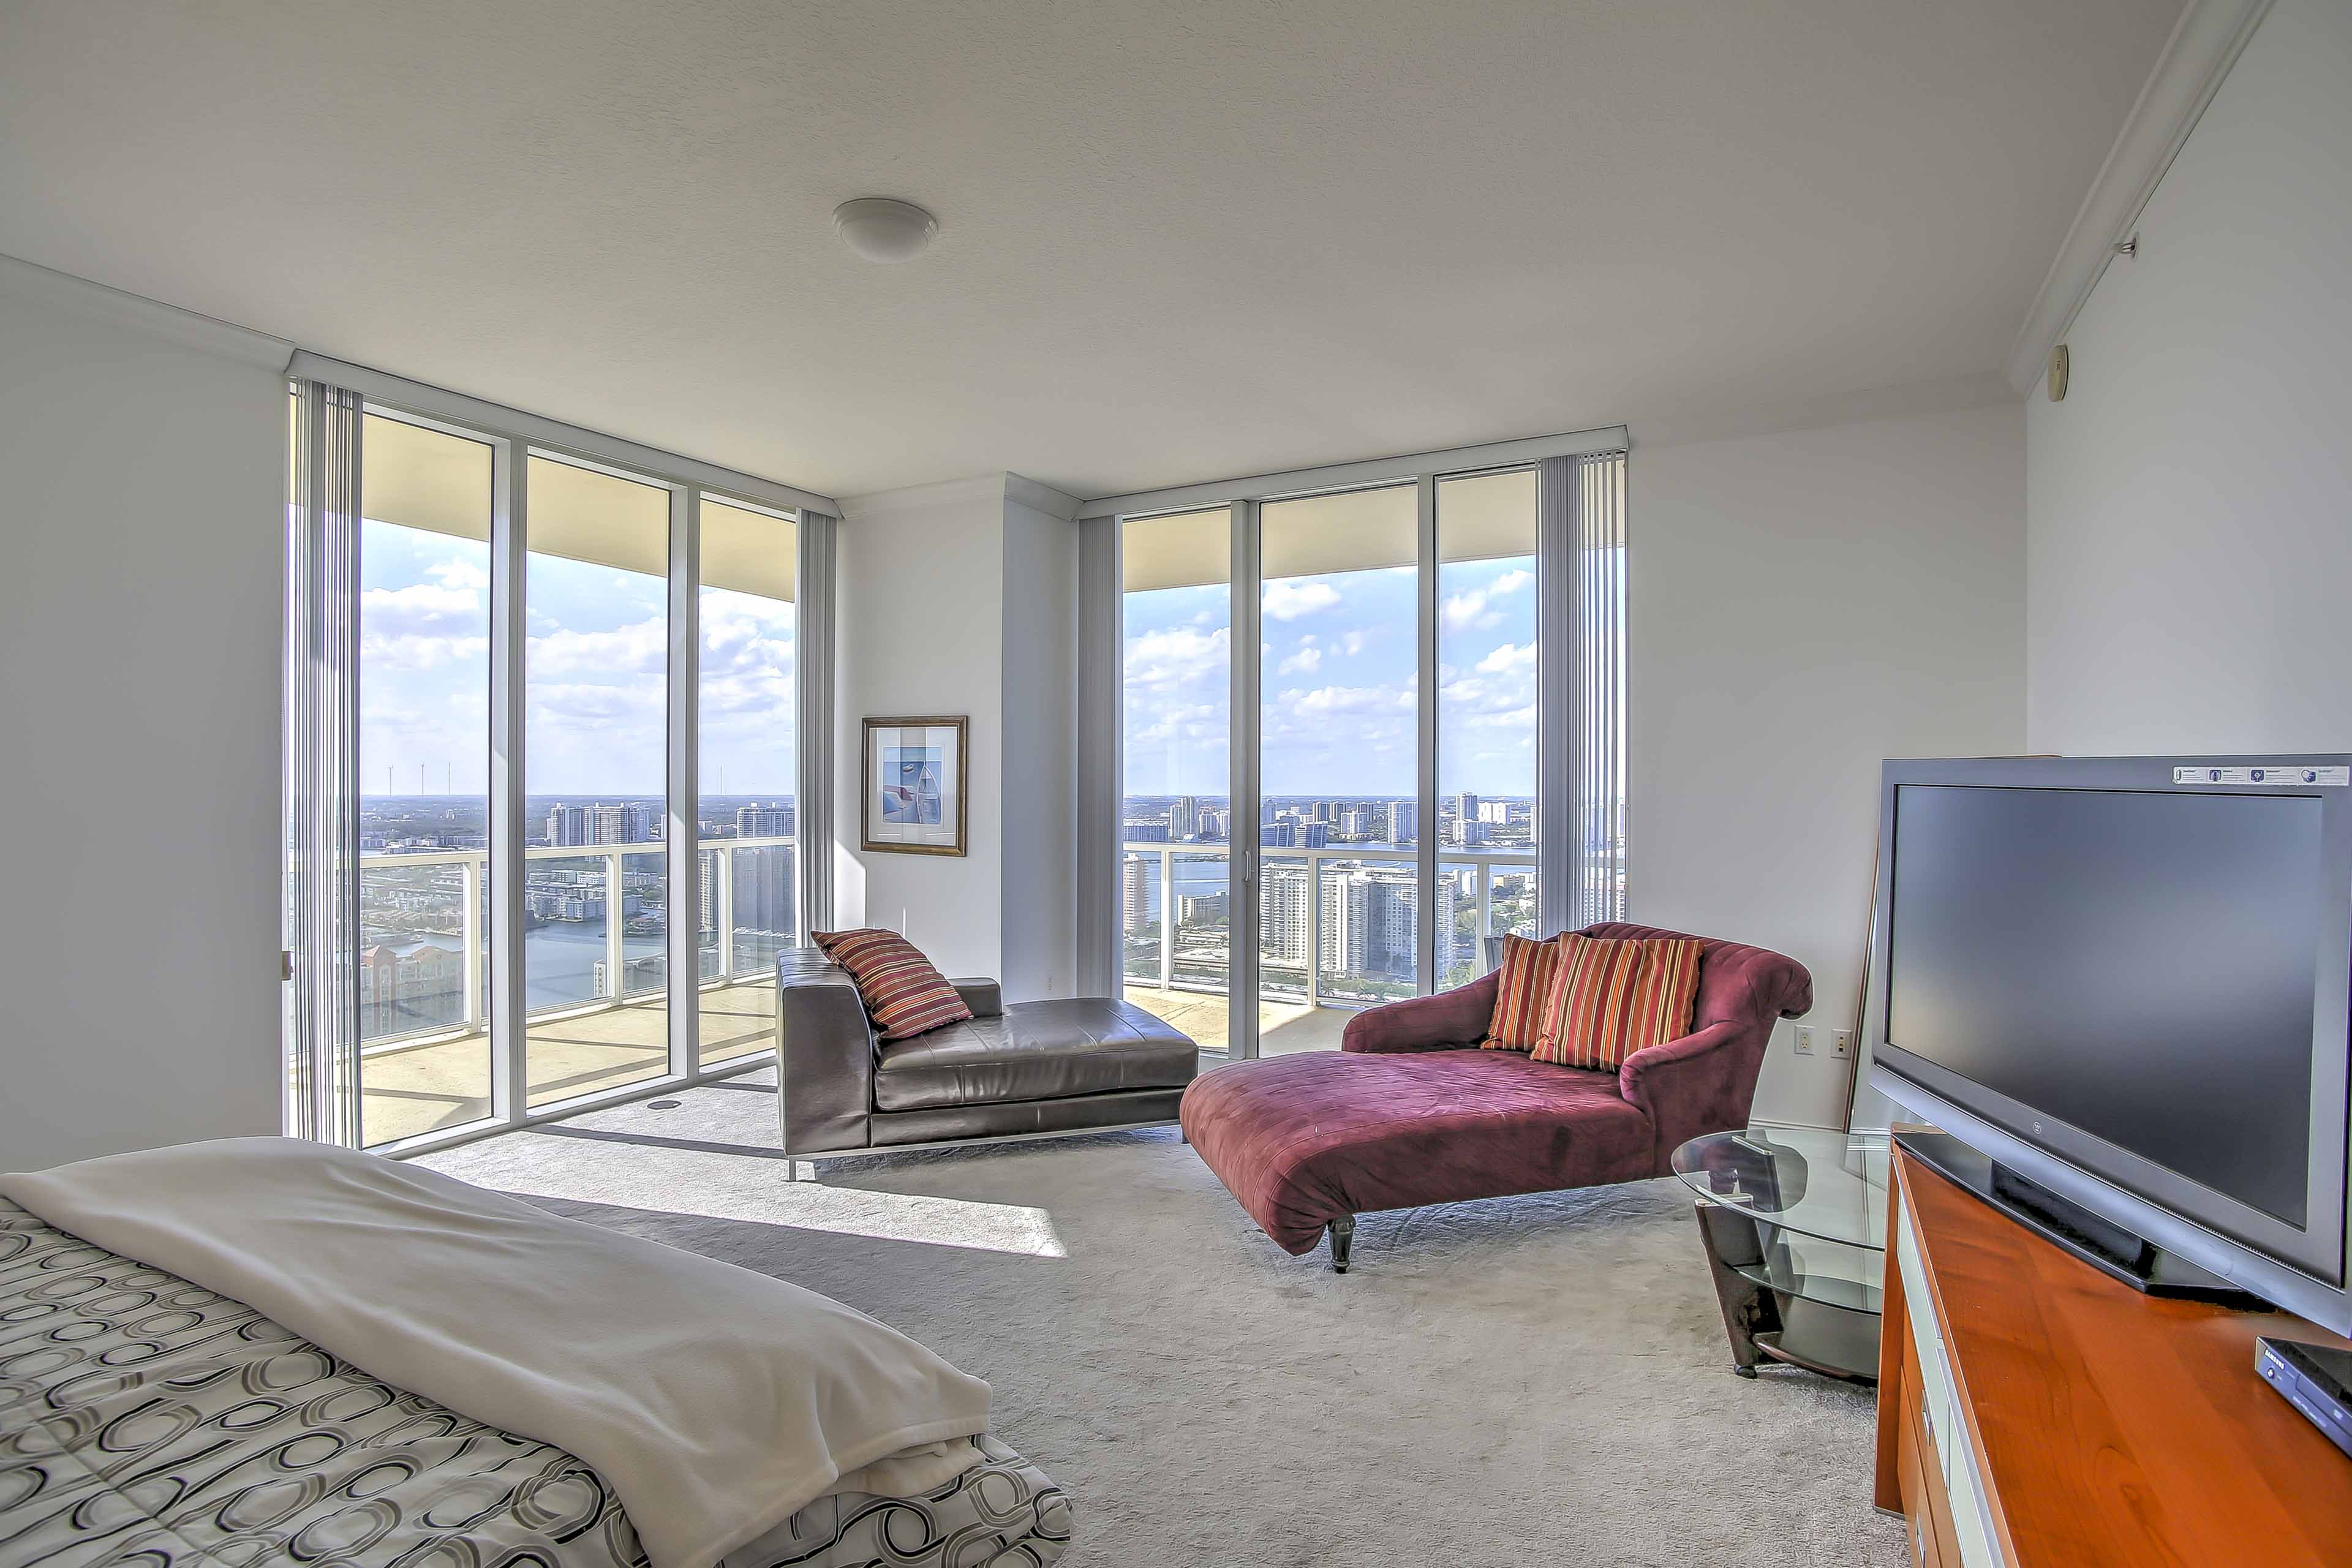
[833,197,938,263]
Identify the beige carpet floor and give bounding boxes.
[423,1068,1903,1567]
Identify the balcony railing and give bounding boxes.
[1119,840,1537,1012]
[354,835,796,1053]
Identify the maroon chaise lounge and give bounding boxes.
[1178,921,1811,1271]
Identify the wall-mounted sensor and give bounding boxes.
[2049,344,2070,401]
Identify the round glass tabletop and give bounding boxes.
[1670,1125,1890,1253]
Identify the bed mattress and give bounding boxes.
[0,1199,1069,1568]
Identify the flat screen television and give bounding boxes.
[1865,755,2352,1334]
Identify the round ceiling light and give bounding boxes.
[833,197,938,263]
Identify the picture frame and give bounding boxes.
[861,715,970,856]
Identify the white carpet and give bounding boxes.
[424,1069,1903,1566]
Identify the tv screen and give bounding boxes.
[1887,784,2325,1229]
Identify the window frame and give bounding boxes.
[290,362,837,1158]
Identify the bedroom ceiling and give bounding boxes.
[0,1,2182,500]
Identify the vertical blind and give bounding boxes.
[1537,450,1629,933]
[284,381,365,1145]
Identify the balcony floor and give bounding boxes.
[363,978,1362,1147]
[1118,984,1352,1057]
[359,978,775,1148]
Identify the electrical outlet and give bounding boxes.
[1829,1028,1854,1060]
[1792,1025,1815,1055]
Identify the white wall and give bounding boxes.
[0,266,288,1168]
[1628,399,2028,1128]
[999,481,1079,1000]
[833,477,1010,981]
[2027,0,2352,755]
[832,473,1083,998]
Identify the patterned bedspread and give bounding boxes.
[0,1199,1069,1568]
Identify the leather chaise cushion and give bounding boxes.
[873,998,1198,1112]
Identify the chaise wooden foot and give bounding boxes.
[1329,1213,1355,1273]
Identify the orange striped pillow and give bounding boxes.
[1481,932,1570,1052]
[1531,935,1705,1069]
[811,928,974,1040]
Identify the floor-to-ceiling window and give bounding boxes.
[1437,469,1539,987]
[287,367,828,1152]
[353,412,496,1147]
[522,456,676,1106]
[1103,438,1624,1058]
[1119,507,1234,1050]
[696,496,799,1066]
[1259,485,1422,1034]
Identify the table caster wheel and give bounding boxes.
[1733,1365,1758,1379]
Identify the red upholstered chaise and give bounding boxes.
[1178,922,1812,1271]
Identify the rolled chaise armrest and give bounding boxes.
[775,952,877,1155]
[948,977,1003,1018]
[1611,927,1814,1170]
[1342,970,1499,1053]
[1617,1020,1750,1167]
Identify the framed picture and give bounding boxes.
[861,715,969,856]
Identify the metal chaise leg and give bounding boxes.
[1329,1213,1355,1273]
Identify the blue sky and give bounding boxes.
[359,521,795,799]
[1123,556,1538,798]
[362,519,1532,803]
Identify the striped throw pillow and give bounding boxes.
[1481,932,1570,1052]
[810,929,974,1040]
[1531,935,1706,1070]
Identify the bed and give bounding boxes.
[0,1151,1071,1568]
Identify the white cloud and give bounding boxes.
[1126,627,1231,699]
[1262,581,1341,621]
[1439,571,1531,635]
[1477,641,1537,676]
[529,617,669,678]
[1277,645,1323,676]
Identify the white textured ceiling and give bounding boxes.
[0,1,2180,500]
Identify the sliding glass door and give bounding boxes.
[523,456,675,1107]
[1119,507,1234,1051]
[1258,485,1422,1047]
[696,497,800,1066]
[353,411,497,1147]
[1112,456,1577,1059]
[1436,469,1540,986]
[290,374,823,1152]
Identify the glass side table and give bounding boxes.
[1671,1126,1889,1382]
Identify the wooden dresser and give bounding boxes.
[1878,1141,2352,1566]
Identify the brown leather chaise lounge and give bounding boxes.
[1178,922,1811,1271]
[775,948,1200,1157]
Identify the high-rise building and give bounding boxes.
[1387,801,1417,843]
[1121,855,1151,934]
[731,843,796,949]
[1259,864,1312,967]
[736,802,794,839]
[1124,820,1169,843]
[591,802,654,845]
[1477,799,1513,824]
[1261,821,1297,848]
[545,804,593,846]
[1299,821,1328,849]
[1170,796,1199,839]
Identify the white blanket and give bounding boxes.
[0,1137,991,1568]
